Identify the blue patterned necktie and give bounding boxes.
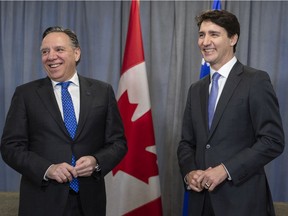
[59,81,79,192]
[208,72,221,129]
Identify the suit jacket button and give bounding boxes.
[206,144,211,149]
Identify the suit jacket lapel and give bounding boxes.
[200,76,210,136]
[75,75,93,140]
[36,77,68,135]
[208,61,243,138]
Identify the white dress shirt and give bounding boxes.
[51,72,80,122]
[209,56,237,111]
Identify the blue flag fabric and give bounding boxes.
[213,0,222,10]
[182,1,221,215]
[199,58,210,79]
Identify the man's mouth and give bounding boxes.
[49,63,61,68]
[203,48,215,54]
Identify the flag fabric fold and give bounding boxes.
[105,0,163,215]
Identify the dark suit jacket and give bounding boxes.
[177,61,285,216]
[1,75,127,216]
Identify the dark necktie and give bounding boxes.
[59,81,79,192]
[208,72,221,129]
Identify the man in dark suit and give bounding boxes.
[177,10,284,216]
[1,26,127,216]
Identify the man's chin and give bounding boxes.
[203,58,213,64]
[48,73,65,82]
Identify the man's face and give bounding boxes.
[40,32,80,82]
[198,21,237,71]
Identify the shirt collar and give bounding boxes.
[210,56,237,79]
[51,72,79,88]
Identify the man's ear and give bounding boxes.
[230,34,238,47]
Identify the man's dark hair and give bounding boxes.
[42,26,81,65]
[196,10,240,53]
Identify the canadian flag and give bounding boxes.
[105,0,163,215]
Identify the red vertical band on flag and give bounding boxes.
[121,0,144,75]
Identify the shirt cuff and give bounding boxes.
[221,163,232,180]
[184,174,191,190]
[43,164,54,181]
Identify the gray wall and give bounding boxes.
[1,1,287,215]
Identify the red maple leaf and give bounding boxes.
[112,91,159,184]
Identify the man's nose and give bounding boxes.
[202,36,211,46]
[47,50,57,60]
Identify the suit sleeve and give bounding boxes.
[177,85,198,180]
[92,84,127,177]
[224,71,285,185]
[1,87,52,186]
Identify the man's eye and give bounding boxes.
[41,50,48,55]
[57,48,64,52]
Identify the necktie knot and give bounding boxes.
[58,81,71,89]
[212,72,221,83]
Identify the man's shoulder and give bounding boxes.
[192,74,209,87]
[79,75,112,89]
[233,61,268,79]
[241,65,269,80]
[16,77,49,90]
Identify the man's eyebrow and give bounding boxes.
[40,46,65,51]
[40,47,49,52]
[208,30,221,34]
[198,30,221,34]
[52,46,66,50]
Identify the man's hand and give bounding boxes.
[75,156,97,177]
[185,170,205,192]
[186,165,228,192]
[197,165,228,191]
[46,163,78,183]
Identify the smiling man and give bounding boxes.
[177,10,284,216]
[40,30,81,82]
[1,26,127,216]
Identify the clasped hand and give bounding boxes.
[46,156,97,183]
[186,165,228,192]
